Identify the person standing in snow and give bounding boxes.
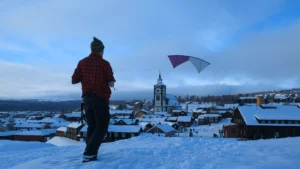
[72,37,116,162]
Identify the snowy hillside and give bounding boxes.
[1,135,300,169]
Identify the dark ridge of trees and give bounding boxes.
[0,100,126,112]
[174,94,239,105]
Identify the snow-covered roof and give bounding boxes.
[238,105,300,126]
[26,120,41,123]
[166,117,178,121]
[67,122,82,129]
[138,122,154,130]
[110,110,133,115]
[108,125,141,133]
[0,131,19,136]
[14,129,56,136]
[114,116,131,119]
[165,94,180,106]
[138,109,150,114]
[151,123,175,133]
[80,125,88,132]
[204,114,221,118]
[274,94,288,100]
[14,123,45,128]
[56,127,67,132]
[211,110,229,114]
[198,115,205,119]
[172,110,184,113]
[224,104,239,109]
[50,122,72,128]
[154,112,168,116]
[117,119,137,125]
[192,109,204,113]
[198,114,221,119]
[239,96,257,100]
[177,116,192,122]
[64,113,81,118]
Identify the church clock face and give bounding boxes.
[156,88,161,93]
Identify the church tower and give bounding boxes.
[154,72,166,112]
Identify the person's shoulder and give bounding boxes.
[101,58,111,65]
[78,56,89,64]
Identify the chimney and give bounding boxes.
[256,95,265,106]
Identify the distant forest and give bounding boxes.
[0,100,126,112]
[174,95,239,105]
[0,100,82,112]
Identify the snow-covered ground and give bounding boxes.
[177,118,231,137]
[1,135,300,169]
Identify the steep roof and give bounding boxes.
[238,104,300,126]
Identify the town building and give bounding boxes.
[225,101,300,140]
[153,73,181,113]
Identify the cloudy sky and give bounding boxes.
[1,0,300,100]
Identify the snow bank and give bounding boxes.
[46,136,83,147]
[0,135,299,169]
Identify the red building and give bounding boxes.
[13,129,56,142]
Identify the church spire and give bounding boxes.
[157,70,162,84]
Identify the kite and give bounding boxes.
[168,55,210,73]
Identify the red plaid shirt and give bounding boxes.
[72,52,116,102]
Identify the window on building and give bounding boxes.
[288,121,292,124]
[261,120,265,123]
[122,132,126,137]
[275,120,279,124]
[271,120,275,124]
[156,95,160,101]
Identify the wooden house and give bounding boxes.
[139,122,155,132]
[227,104,300,140]
[0,131,18,140]
[171,110,187,116]
[13,123,50,131]
[192,109,205,119]
[135,109,149,118]
[0,124,5,132]
[114,119,139,125]
[154,112,169,117]
[105,125,142,142]
[223,124,238,138]
[110,110,134,119]
[198,114,221,125]
[13,129,56,142]
[59,113,81,122]
[56,127,67,137]
[238,96,257,104]
[65,122,84,140]
[294,97,300,103]
[165,116,178,122]
[177,116,193,127]
[146,123,176,136]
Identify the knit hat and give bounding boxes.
[90,37,105,53]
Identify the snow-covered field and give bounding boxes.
[178,118,231,137]
[1,135,300,169]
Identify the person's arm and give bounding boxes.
[72,62,82,84]
[106,62,116,87]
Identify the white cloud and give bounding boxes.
[0,0,298,100]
